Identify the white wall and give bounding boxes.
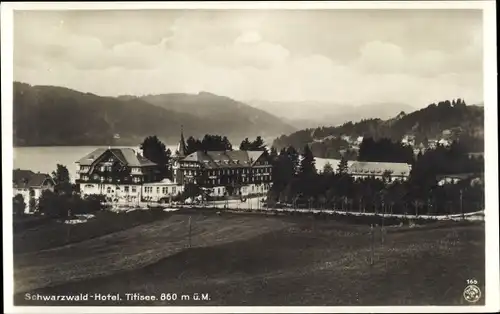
[142,184,184,202]
[80,183,142,203]
[241,183,271,196]
[209,186,226,197]
[13,186,52,214]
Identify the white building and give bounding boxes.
[13,169,55,213]
[428,139,438,149]
[348,161,412,182]
[401,135,416,147]
[142,179,184,202]
[75,147,183,204]
[438,138,452,147]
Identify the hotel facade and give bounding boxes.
[75,132,273,203]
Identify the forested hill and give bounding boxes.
[272,99,484,156]
[13,82,295,147]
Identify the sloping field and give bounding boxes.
[14,213,292,294]
[14,213,484,306]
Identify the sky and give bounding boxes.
[13,9,484,107]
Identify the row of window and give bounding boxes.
[81,175,143,183]
[83,185,138,194]
[79,165,143,173]
[205,175,271,185]
[144,186,177,194]
[105,186,138,193]
[183,168,272,176]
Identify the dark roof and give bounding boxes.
[76,148,157,167]
[181,150,266,169]
[13,169,53,189]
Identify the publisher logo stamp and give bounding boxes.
[463,284,481,303]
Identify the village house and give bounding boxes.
[348,161,412,182]
[442,129,452,137]
[438,138,452,147]
[401,135,416,147]
[341,135,352,143]
[436,173,484,186]
[13,169,55,213]
[428,139,438,149]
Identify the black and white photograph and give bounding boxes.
[2,1,498,313]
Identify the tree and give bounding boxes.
[382,170,392,184]
[251,136,266,151]
[336,156,348,175]
[70,194,105,215]
[286,146,300,175]
[358,137,414,163]
[186,136,202,155]
[140,135,171,179]
[269,146,278,161]
[52,164,72,195]
[183,182,201,201]
[323,162,334,174]
[222,136,233,151]
[239,137,251,150]
[13,194,26,216]
[37,190,68,219]
[240,136,266,151]
[412,199,423,217]
[299,145,316,177]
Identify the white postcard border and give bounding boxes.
[2,1,498,313]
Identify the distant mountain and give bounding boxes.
[248,100,416,129]
[133,92,295,140]
[272,99,484,157]
[13,82,295,147]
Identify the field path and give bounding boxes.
[14,214,292,294]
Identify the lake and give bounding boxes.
[13,145,178,182]
[13,145,333,183]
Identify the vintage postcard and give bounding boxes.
[2,1,498,313]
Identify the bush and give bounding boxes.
[38,191,106,219]
[13,194,26,216]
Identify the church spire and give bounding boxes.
[177,125,187,157]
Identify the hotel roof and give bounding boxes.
[348,161,412,176]
[76,148,157,167]
[181,150,267,169]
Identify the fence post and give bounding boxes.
[381,203,385,244]
[369,224,374,266]
[460,189,464,221]
[188,216,192,249]
[66,208,72,244]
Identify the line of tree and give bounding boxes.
[239,136,267,151]
[267,140,484,216]
[185,134,233,155]
[358,137,414,164]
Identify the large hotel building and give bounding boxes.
[75,131,273,203]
